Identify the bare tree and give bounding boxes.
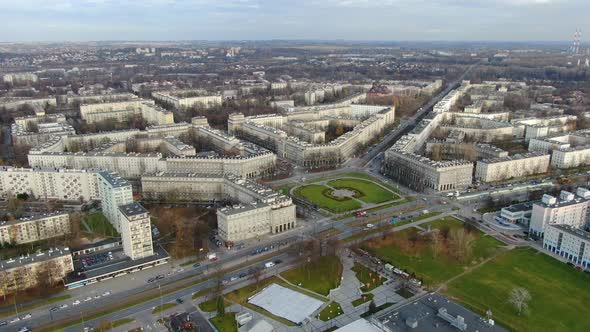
[449,228,475,263]
[508,287,531,315]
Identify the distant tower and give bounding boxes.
[571,29,582,54]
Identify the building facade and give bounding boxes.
[0,212,70,245]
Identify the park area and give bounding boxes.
[446,247,590,332]
[83,212,118,238]
[291,173,401,214]
[360,216,505,286]
[281,255,343,295]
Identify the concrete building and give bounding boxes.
[152,90,222,110]
[0,247,74,296]
[118,202,154,260]
[474,153,550,183]
[97,171,134,233]
[80,99,174,125]
[0,212,70,245]
[0,167,100,201]
[3,72,39,84]
[529,189,590,237]
[141,173,296,243]
[543,224,590,268]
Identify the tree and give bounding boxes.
[508,287,531,315]
[216,296,226,317]
[252,266,264,290]
[368,300,377,314]
[449,228,475,263]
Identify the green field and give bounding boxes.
[351,293,374,307]
[317,302,343,321]
[361,217,504,286]
[152,302,177,314]
[327,178,397,204]
[294,184,362,213]
[351,263,386,292]
[281,256,343,295]
[198,297,218,312]
[446,248,590,332]
[84,212,119,237]
[210,313,237,332]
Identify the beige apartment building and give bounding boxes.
[119,202,154,260]
[0,247,74,296]
[0,212,70,245]
[474,153,550,183]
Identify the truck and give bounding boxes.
[207,252,217,261]
[264,262,275,269]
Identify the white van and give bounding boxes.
[265,262,275,269]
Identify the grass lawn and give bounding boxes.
[209,313,237,332]
[295,184,362,213]
[351,293,374,307]
[351,263,386,292]
[152,302,177,314]
[327,178,397,204]
[179,259,197,267]
[317,302,344,321]
[192,287,213,300]
[281,256,343,295]
[360,303,394,318]
[446,247,590,332]
[198,297,218,312]
[110,318,135,329]
[84,212,118,237]
[360,217,504,287]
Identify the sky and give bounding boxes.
[0,0,587,42]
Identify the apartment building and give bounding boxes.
[0,212,70,245]
[543,224,590,268]
[0,247,74,296]
[97,171,134,232]
[529,189,590,237]
[152,90,222,110]
[474,153,550,183]
[141,173,296,243]
[0,167,100,201]
[119,202,154,260]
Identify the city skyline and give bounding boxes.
[0,0,588,42]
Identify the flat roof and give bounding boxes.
[119,202,148,217]
[248,283,324,324]
[98,171,130,188]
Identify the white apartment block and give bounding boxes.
[118,202,154,260]
[141,173,296,243]
[528,131,590,169]
[0,167,100,201]
[3,72,38,84]
[80,99,174,126]
[152,90,222,110]
[543,224,590,268]
[529,189,590,237]
[97,171,134,233]
[0,212,70,245]
[474,153,550,183]
[0,247,73,296]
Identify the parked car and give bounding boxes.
[176,298,184,304]
[73,300,81,306]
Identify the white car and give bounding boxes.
[9,317,20,323]
[94,295,101,299]
[84,297,92,302]
[102,291,111,297]
[72,300,81,306]
[21,314,32,320]
[59,304,68,309]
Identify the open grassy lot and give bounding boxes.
[327,178,397,204]
[351,263,386,292]
[294,184,362,213]
[446,247,590,332]
[281,255,343,295]
[317,302,343,321]
[210,313,237,332]
[351,293,374,307]
[152,302,177,314]
[360,217,504,286]
[84,212,118,237]
[198,297,218,312]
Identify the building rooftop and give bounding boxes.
[549,224,590,241]
[98,171,130,188]
[119,202,148,218]
[0,247,71,270]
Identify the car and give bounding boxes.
[0,321,6,327]
[9,317,20,323]
[94,295,101,299]
[176,298,184,304]
[59,304,68,309]
[156,274,165,280]
[567,262,574,266]
[21,314,32,320]
[102,291,111,296]
[84,297,92,302]
[83,327,94,332]
[51,306,59,312]
[147,278,155,283]
[230,276,238,282]
[274,259,283,264]
[193,262,201,268]
[238,272,247,278]
[72,300,81,306]
[17,327,31,332]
